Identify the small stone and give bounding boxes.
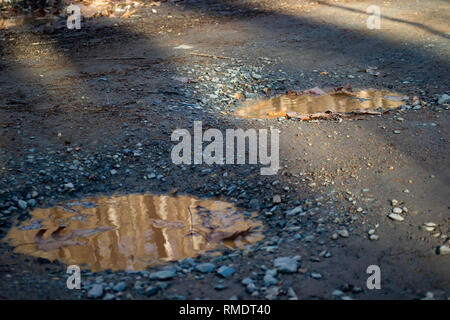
[64,182,74,190]
[263,274,278,286]
[273,257,299,274]
[144,286,159,297]
[17,200,27,210]
[311,272,322,279]
[246,282,257,294]
[436,245,450,255]
[332,289,344,297]
[215,284,227,291]
[331,233,339,240]
[252,73,262,80]
[149,270,176,280]
[113,281,127,292]
[369,234,379,241]
[287,287,298,300]
[390,199,398,206]
[103,293,115,300]
[422,292,435,300]
[388,213,404,221]
[392,207,403,214]
[264,286,279,300]
[195,263,216,273]
[393,130,401,134]
[424,222,437,227]
[338,229,349,238]
[87,284,104,299]
[217,266,235,278]
[286,206,302,216]
[241,278,253,286]
[438,94,450,105]
[272,195,281,204]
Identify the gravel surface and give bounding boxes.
[0,0,449,300]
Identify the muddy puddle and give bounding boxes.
[234,88,407,119]
[4,194,264,271]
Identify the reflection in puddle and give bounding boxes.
[4,194,263,271]
[235,89,407,119]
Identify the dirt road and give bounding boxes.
[0,0,448,299]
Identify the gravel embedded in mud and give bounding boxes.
[0,0,449,301]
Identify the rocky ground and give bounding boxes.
[0,0,449,300]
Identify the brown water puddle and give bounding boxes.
[4,194,263,271]
[234,89,407,119]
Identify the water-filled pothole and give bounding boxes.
[234,88,407,119]
[4,194,263,271]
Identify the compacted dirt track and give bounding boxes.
[0,0,448,299]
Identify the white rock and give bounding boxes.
[438,94,450,105]
[174,44,193,50]
[388,213,404,221]
[392,207,403,214]
[424,222,437,227]
[436,245,450,255]
[338,229,349,238]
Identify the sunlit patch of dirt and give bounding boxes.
[4,194,264,271]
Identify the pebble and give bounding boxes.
[144,286,159,297]
[215,284,227,291]
[17,200,27,210]
[369,234,379,241]
[332,289,344,297]
[87,284,104,299]
[64,182,74,190]
[149,270,176,280]
[217,266,235,278]
[436,245,450,255]
[246,282,257,294]
[438,94,450,105]
[392,207,403,214]
[113,281,127,292]
[195,263,216,273]
[263,274,278,286]
[264,286,279,300]
[311,273,322,279]
[273,257,299,274]
[287,287,298,300]
[103,293,115,300]
[272,195,281,204]
[388,213,404,221]
[338,229,349,238]
[252,73,262,80]
[391,199,398,206]
[286,206,302,216]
